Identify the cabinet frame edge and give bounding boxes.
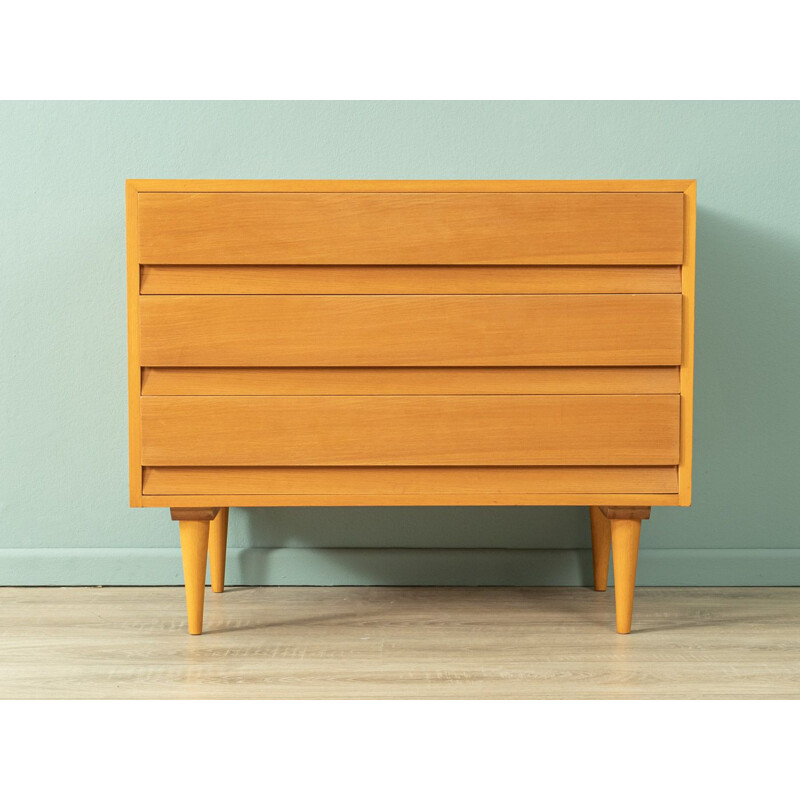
[127,181,143,506]
[125,179,697,194]
[678,181,697,505]
[126,178,695,509]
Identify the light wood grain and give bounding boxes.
[141,366,681,396]
[178,520,209,635]
[126,182,143,505]
[143,466,678,496]
[169,507,220,521]
[589,507,611,591]
[2,587,798,699]
[679,182,697,505]
[600,506,652,520]
[139,294,683,367]
[209,508,229,594]
[138,192,684,265]
[128,179,696,193]
[141,492,681,507]
[611,518,642,634]
[127,179,694,520]
[140,264,682,295]
[141,395,680,467]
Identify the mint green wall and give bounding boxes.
[2,101,799,585]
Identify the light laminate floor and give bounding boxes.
[1,587,798,699]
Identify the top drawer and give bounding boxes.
[137,192,684,265]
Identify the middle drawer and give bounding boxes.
[139,294,682,367]
[140,394,680,466]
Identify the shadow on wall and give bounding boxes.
[681,206,800,543]
[232,203,800,582]
[236,505,595,586]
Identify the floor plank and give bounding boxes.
[0,587,798,699]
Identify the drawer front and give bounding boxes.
[143,466,679,495]
[140,265,682,295]
[141,366,680,396]
[137,192,684,265]
[139,294,682,367]
[140,395,680,466]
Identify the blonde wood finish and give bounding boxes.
[178,520,210,635]
[142,492,680,507]
[600,506,651,520]
[143,466,678,496]
[141,366,681,396]
[138,192,684,265]
[126,182,143,505]
[140,264,682,295]
[141,395,680,467]
[611,518,643,634]
[589,507,611,591]
[126,180,696,634]
[3,587,798,699]
[209,508,229,594]
[679,182,697,505]
[129,179,695,509]
[139,294,682,367]
[170,507,220,521]
[129,179,696,193]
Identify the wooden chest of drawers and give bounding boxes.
[126,179,696,634]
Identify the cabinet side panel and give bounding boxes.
[679,183,696,505]
[126,183,142,505]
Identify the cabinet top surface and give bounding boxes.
[127,179,696,193]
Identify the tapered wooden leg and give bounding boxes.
[179,520,210,634]
[209,507,229,593]
[610,518,642,634]
[172,508,219,635]
[600,506,649,634]
[589,506,611,591]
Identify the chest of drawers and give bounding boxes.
[126,179,696,635]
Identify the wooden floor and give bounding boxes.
[1,587,798,699]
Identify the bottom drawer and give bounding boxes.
[140,395,679,466]
[143,465,678,495]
